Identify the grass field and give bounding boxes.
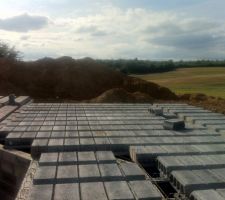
[133,67,225,98]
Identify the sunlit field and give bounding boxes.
[133,67,225,98]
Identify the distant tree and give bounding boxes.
[0,41,21,60]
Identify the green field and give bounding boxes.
[133,67,225,98]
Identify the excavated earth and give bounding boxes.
[0,57,177,101]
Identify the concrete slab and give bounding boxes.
[179,112,224,120]
[48,139,64,152]
[208,125,225,132]
[79,138,96,151]
[119,161,146,181]
[65,131,79,137]
[0,106,18,121]
[56,165,78,183]
[64,138,79,151]
[104,181,135,200]
[129,180,162,200]
[171,169,225,196]
[130,144,225,165]
[157,154,225,177]
[58,152,77,165]
[186,116,225,123]
[163,112,177,119]
[163,119,185,130]
[217,189,225,198]
[94,138,111,151]
[170,109,209,114]
[99,163,123,181]
[36,131,51,138]
[79,164,101,182]
[54,183,80,200]
[33,166,56,184]
[190,189,225,200]
[149,107,163,116]
[27,126,41,132]
[81,182,108,200]
[31,139,49,158]
[30,184,53,200]
[39,152,58,166]
[0,96,9,105]
[78,151,96,164]
[96,151,116,164]
[53,126,65,131]
[4,103,225,200]
[195,119,225,126]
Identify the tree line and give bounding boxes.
[97,59,225,74]
[0,41,20,60]
[1,41,225,75]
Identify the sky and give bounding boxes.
[0,0,225,60]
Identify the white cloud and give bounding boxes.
[20,35,30,40]
[1,6,224,60]
[0,13,49,32]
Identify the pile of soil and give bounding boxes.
[1,57,224,114]
[179,93,225,114]
[0,57,177,101]
[89,88,154,103]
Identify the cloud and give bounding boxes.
[76,25,108,37]
[0,13,49,32]
[20,35,30,40]
[144,18,225,57]
[76,25,98,33]
[1,6,224,60]
[91,30,108,37]
[151,34,223,49]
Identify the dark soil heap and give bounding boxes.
[179,93,225,114]
[89,88,154,103]
[0,57,177,101]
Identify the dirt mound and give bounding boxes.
[124,77,177,100]
[90,88,154,103]
[178,93,225,114]
[190,93,208,101]
[0,57,177,101]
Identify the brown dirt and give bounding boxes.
[1,57,224,114]
[179,93,225,114]
[89,88,154,103]
[0,57,177,101]
[123,76,177,100]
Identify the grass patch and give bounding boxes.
[133,67,225,98]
